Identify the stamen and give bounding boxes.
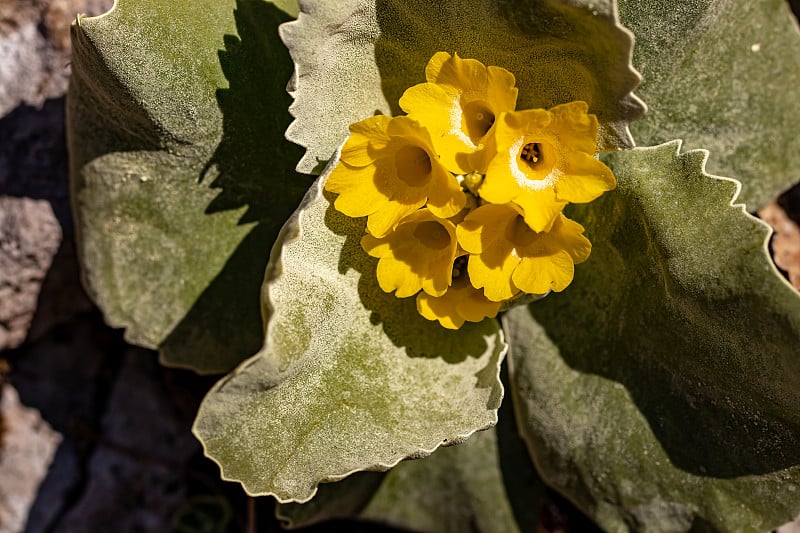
[452,256,468,279]
[520,143,541,164]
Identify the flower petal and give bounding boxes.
[423,52,453,84]
[416,291,463,330]
[547,101,598,154]
[376,256,423,297]
[341,115,392,167]
[513,188,566,233]
[386,115,435,148]
[361,233,388,258]
[426,52,488,93]
[455,285,501,322]
[421,252,454,296]
[456,203,517,254]
[559,221,592,265]
[400,82,474,174]
[495,109,551,151]
[480,153,523,204]
[327,163,389,218]
[427,166,467,218]
[512,250,575,294]
[486,65,518,114]
[435,132,476,175]
[415,275,500,329]
[467,247,520,302]
[530,214,592,265]
[398,83,458,128]
[367,210,459,298]
[555,152,616,203]
[405,54,517,175]
[366,196,425,237]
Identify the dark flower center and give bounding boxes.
[452,256,468,279]
[413,220,451,250]
[520,143,542,169]
[462,100,495,144]
[395,145,432,186]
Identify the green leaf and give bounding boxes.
[276,472,386,528]
[278,430,536,533]
[271,0,299,17]
[192,157,507,502]
[281,0,644,174]
[506,141,800,531]
[277,369,543,532]
[617,0,800,209]
[68,0,313,373]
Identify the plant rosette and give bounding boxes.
[68,1,800,531]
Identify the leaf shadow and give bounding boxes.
[496,361,545,532]
[321,189,492,365]
[160,0,313,374]
[371,0,645,150]
[528,194,800,479]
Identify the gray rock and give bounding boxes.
[0,197,61,351]
[0,0,111,116]
[0,383,62,533]
[0,0,112,350]
[53,349,199,533]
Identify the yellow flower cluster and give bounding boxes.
[325,52,615,329]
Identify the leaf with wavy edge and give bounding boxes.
[506,141,800,531]
[618,0,800,209]
[280,0,644,174]
[278,429,533,532]
[276,378,542,532]
[68,0,311,373]
[193,152,506,502]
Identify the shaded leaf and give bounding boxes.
[193,155,506,502]
[506,141,800,531]
[68,0,312,373]
[280,0,644,174]
[276,472,386,529]
[618,0,800,209]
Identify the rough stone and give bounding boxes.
[9,314,117,532]
[0,0,111,116]
[0,0,111,351]
[0,197,61,351]
[759,201,800,290]
[0,383,62,533]
[53,349,199,533]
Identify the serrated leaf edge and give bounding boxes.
[601,0,648,150]
[279,0,649,174]
[628,140,799,298]
[505,138,800,527]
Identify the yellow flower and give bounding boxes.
[361,209,460,298]
[456,203,591,301]
[478,101,616,233]
[326,115,466,238]
[326,50,612,328]
[399,52,518,175]
[416,272,501,329]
